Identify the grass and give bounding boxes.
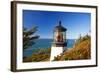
[23,48,51,62]
[23,35,91,62]
[53,35,91,61]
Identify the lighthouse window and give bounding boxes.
[56,31,63,42]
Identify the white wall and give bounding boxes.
[0,0,99,73]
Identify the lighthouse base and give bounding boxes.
[50,46,64,61]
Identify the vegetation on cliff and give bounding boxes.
[23,34,91,62]
[53,35,91,61]
[23,48,51,62]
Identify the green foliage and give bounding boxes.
[23,48,51,62]
[38,48,51,54]
[23,26,39,49]
[53,55,61,61]
[31,53,50,62]
[23,33,91,62]
[75,34,90,46]
[64,57,73,60]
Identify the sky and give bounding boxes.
[23,10,91,39]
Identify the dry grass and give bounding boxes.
[23,48,51,62]
[23,35,91,62]
[54,35,91,61]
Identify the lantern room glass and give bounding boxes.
[53,30,66,43]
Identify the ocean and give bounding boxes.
[23,39,75,57]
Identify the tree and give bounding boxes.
[23,26,39,49]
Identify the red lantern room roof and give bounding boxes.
[55,21,67,31]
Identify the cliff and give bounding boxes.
[54,35,91,61]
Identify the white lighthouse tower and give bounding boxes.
[50,21,67,61]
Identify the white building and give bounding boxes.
[50,21,67,61]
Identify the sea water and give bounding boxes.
[23,39,75,57]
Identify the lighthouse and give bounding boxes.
[50,21,67,61]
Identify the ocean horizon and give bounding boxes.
[23,39,75,57]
